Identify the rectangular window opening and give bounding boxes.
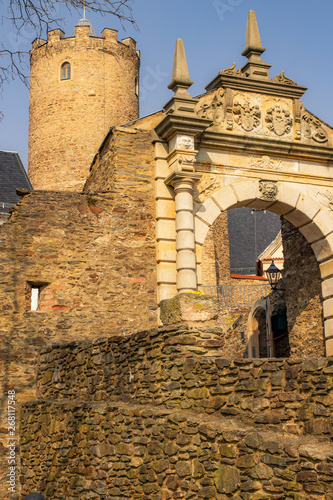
[31,286,40,311]
[28,282,49,311]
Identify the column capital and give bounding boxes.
[165,171,202,191]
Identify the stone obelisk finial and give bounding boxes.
[168,38,193,96]
[241,10,270,79]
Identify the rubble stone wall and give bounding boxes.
[281,218,324,357]
[20,400,333,500]
[0,134,156,492]
[37,328,333,437]
[20,325,333,499]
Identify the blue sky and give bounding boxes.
[1,0,332,168]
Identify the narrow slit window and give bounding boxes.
[61,62,71,80]
[31,286,40,311]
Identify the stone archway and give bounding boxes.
[194,179,333,356]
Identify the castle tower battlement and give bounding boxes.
[28,20,140,191]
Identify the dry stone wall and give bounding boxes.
[36,327,333,438]
[20,325,333,499]
[20,400,333,500]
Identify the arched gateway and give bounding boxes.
[153,12,333,355]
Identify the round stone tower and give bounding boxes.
[28,19,140,191]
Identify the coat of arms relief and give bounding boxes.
[265,104,293,136]
[233,101,261,132]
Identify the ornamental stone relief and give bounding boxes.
[196,88,225,126]
[293,100,303,140]
[303,114,328,143]
[221,62,242,76]
[233,100,261,132]
[265,104,292,136]
[250,155,283,171]
[177,155,196,172]
[176,135,195,150]
[271,71,297,86]
[314,190,333,211]
[259,180,278,201]
[194,175,222,204]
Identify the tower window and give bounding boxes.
[61,62,71,80]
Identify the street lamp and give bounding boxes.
[266,260,282,291]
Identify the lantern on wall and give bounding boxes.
[266,260,282,290]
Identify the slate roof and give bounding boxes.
[72,18,98,37]
[0,151,33,211]
[228,207,281,274]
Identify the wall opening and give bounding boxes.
[28,282,49,311]
[60,62,71,80]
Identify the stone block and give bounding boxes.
[312,233,333,262]
[284,209,312,228]
[195,243,203,264]
[323,298,333,319]
[196,197,221,226]
[157,262,177,284]
[176,211,194,231]
[154,141,168,159]
[157,284,177,304]
[156,220,176,241]
[155,179,173,199]
[300,221,325,243]
[159,292,218,325]
[194,217,210,245]
[319,258,333,279]
[273,184,300,214]
[232,180,257,205]
[246,199,271,209]
[211,185,238,211]
[156,199,175,220]
[155,159,170,179]
[157,241,176,263]
[312,209,333,237]
[177,230,195,250]
[296,194,321,223]
[324,317,333,339]
[176,250,196,270]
